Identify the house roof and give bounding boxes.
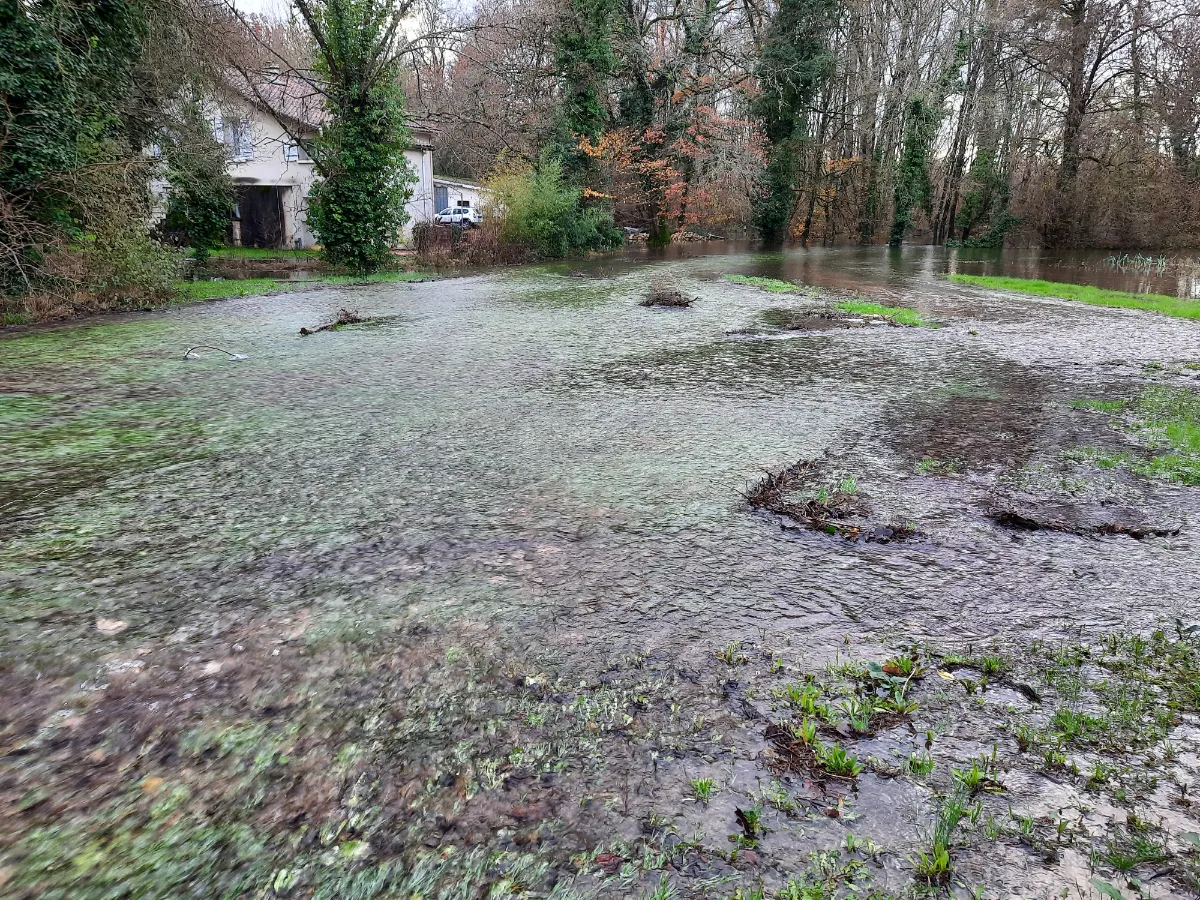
[222,68,436,138]
[433,177,488,191]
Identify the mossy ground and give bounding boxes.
[949,275,1200,321]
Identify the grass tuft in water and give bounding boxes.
[722,274,799,292]
[832,299,926,326]
[689,777,717,803]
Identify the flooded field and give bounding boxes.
[3,245,1200,898]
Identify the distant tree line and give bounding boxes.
[418,0,1200,248]
[3,0,1200,320]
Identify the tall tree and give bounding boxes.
[752,0,837,242]
[293,0,416,272]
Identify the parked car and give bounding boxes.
[434,206,482,227]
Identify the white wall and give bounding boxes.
[434,180,488,212]
[219,99,436,249]
[221,103,320,248]
[402,139,435,241]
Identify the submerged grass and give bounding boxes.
[722,274,800,292]
[949,274,1200,321]
[1071,385,1200,484]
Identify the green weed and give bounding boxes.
[906,752,935,778]
[814,741,863,777]
[690,777,717,803]
[717,641,749,665]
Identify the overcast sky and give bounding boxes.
[233,0,292,18]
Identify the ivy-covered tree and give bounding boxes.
[161,101,234,265]
[0,0,148,292]
[751,0,836,244]
[888,95,940,246]
[294,0,415,274]
[552,0,617,172]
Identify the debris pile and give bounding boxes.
[641,288,695,308]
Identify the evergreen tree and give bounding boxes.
[296,0,415,274]
[888,95,940,246]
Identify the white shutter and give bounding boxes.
[236,121,253,161]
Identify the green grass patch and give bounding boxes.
[833,299,927,327]
[949,275,1200,321]
[174,271,429,302]
[2,311,33,327]
[205,247,322,260]
[1066,387,1200,483]
[723,274,800,292]
[1070,399,1126,413]
[174,278,291,301]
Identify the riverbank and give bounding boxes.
[175,270,431,302]
[0,261,433,327]
[949,275,1200,321]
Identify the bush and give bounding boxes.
[486,154,622,258]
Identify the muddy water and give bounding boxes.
[3,246,1200,675]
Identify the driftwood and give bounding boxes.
[183,345,247,360]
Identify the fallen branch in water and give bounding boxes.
[183,345,246,360]
[300,307,365,335]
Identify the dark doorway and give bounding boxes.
[237,186,286,248]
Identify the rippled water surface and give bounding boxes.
[4,245,1200,671]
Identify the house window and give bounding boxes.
[457,200,469,207]
[226,119,253,162]
[285,142,313,163]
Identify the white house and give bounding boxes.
[216,71,442,248]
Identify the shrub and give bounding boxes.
[486,154,621,258]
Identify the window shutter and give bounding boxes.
[237,121,253,161]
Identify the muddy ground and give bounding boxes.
[3,611,1198,899]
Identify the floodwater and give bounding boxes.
[3,244,1200,673]
[5,244,1200,899]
